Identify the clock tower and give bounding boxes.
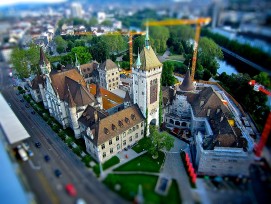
[132,29,162,135]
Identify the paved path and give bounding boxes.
[160,137,194,204]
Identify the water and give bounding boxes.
[217,60,238,75]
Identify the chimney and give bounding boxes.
[94,110,98,123]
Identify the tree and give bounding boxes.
[198,37,223,76]
[101,20,113,27]
[88,17,98,27]
[149,26,170,53]
[90,40,109,62]
[55,36,68,53]
[71,46,92,64]
[100,34,127,54]
[147,125,174,158]
[162,61,177,86]
[10,44,40,78]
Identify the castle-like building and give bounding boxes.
[29,34,163,162]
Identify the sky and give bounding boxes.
[0,0,66,7]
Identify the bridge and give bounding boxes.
[220,46,271,75]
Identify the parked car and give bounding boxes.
[35,142,41,148]
[44,155,50,162]
[27,149,34,157]
[65,184,77,197]
[54,169,62,177]
[20,99,24,102]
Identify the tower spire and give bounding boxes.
[75,53,81,75]
[136,47,141,68]
[145,22,150,50]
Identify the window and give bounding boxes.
[101,144,105,149]
[117,144,120,150]
[129,136,132,142]
[135,133,138,138]
[141,130,144,135]
[135,81,138,85]
[123,140,126,146]
[112,78,114,81]
[142,92,144,95]
[112,73,114,75]
[109,139,112,145]
[141,122,144,127]
[123,132,126,137]
[110,148,113,153]
[116,136,119,141]
[116,77,118,80]
[103,152,106,158]
[133,127,135,131]
[113,83,115,86]
[136,124,139,129]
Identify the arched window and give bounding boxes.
[169,119,174,124]
[175,121,180,126]
[181,122,187,127]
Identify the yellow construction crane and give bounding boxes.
[146,18,211,81]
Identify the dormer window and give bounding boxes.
[118,120,123,127]
[104,128,109,134]
[112,124,117,131]
[131,114,136,120]
[125,117,130,124]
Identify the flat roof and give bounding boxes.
[0,94,30,144]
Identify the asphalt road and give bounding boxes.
[0,63,127,204]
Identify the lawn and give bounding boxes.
[166,54,185,61]
[103,174,181,204]
[114,151,165,173]
[93,156,120,176]
[132,137,149,153]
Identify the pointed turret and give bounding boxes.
[136,48,141,69]
[145,24,150,50]
[124,91,131,108]
[179,69,194,92]
[75,53,82,75]
[95,83,103,109]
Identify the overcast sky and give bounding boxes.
[0,0,66,7]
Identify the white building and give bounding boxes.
[132,30,162,134]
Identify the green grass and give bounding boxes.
[114,151,164,173]
[167,54,185,61]
[103,174,181,204]
[132,137,149,153]
[93,156,121,176]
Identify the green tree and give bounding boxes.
[10,44,40,78]
[198,37,223,76]
[100,34,127,53]
[88,17,98,26]
[149,26,170,53]
[90,40,109,62]
[55,36,68,53]
[101,20,113,27]
[71,46,92,64]
[253,72,271,88]
[147,125,174,158]
[162,61,177,86]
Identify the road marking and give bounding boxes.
[28,160,41,170]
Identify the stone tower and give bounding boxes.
[132,28,162,135]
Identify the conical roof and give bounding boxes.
[179,69,194,92]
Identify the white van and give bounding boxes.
[17,145,28,161]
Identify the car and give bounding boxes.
[54,169,62,177]
[76,198,86,204]
[27,149,34,157]
[25,104,30,108]
[44,155,50,162]
[35,142,41,148]
[22,142,30,151]
[65,184,77,197]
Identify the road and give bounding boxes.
[0,62,126,204]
